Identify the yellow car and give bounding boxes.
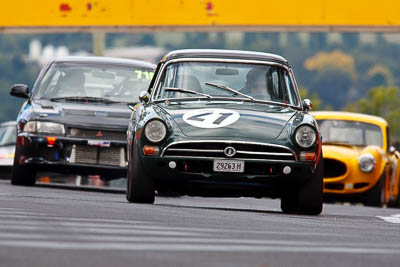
[312,111,400,207]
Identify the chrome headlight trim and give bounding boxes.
[294,125,317,148]
[359,153,375,173]
[24,121,65,135]
[144,119,167,143]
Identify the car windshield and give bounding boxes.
[154,62,299,106]
[34,63,154,103]
[0,124,16,146]
[317,119,383,147]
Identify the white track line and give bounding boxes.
[376,214,400,224]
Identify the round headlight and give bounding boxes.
[144,120,167,143]
[359,153,375,173]
[294,125,317,148]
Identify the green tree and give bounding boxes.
[304,50,355,109]
[344,86,400,141]
[299,88,324,110]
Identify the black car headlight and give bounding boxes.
[359,153,375,173]
[24,121,65,135]
[294,125,317,148]
[144,119,167,143]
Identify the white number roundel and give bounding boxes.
[182,109,240,128]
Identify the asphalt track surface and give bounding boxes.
[0,180,399,267]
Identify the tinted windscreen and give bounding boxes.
[0,125,16,146]
[317,119,383,147]
[34,63,154,103]
[154,62,299,105]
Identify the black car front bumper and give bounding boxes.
[16,133,127,179]
[141,155,316,198]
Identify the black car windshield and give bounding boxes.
[154,62,299,106]
[0,124,16,146]
[318,119,383,147]
[33,63,154,103]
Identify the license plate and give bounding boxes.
[213,160,244,173]
[88,140,111,147]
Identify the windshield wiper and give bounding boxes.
[164,87,212,99]
[205,82,255,102]
[50,96,119,104]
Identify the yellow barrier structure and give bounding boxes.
[1,0,400,32]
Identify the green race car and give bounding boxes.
[126,49,323,215]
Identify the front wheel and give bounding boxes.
[10,147,36,186]
[365,172,386,207]
[126,141,155,204]
[297,158,324,215]
[280,187,298,214]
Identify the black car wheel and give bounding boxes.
[280,187,298,213]
[10,146,36,186]
[126,140,155,204]
[297,157,324,215]
[365,172,386,207]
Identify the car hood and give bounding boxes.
[158,102,297,141]
[322,144,363,161]
[31,99,131,129]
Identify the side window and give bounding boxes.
[268,68,285,102]
[284,70,298,106]
[271,70,279,97]
[155,64,175,99]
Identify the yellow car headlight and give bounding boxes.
[359,153,375,173]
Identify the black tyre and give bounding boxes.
[280,188,298,214]
[10,147,36,186]
[365,172,386,207]
[392,181,400,208]
[297,157,324,215]
[126,141,155,204]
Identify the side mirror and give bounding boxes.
[138,91,150,104]
[303,99,312,113]
[10,84,29,99]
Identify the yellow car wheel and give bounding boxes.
[365,173,386,207]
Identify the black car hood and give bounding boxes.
[159,102,297,141]
[31,99,131,129]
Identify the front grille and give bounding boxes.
[71,144,125,167]
[74,145,97,164]
[354,183,369,189]
[162,141,296,161]
[40,147,60,161]
[324,159,347,178]
[69,128,125,141]
[324,183,344,190]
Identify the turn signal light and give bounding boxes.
[300,152,316,161]
[143,145,160,155]
[46,136,57,147]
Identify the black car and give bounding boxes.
[126,49,323,215]
[10,56,155,185]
